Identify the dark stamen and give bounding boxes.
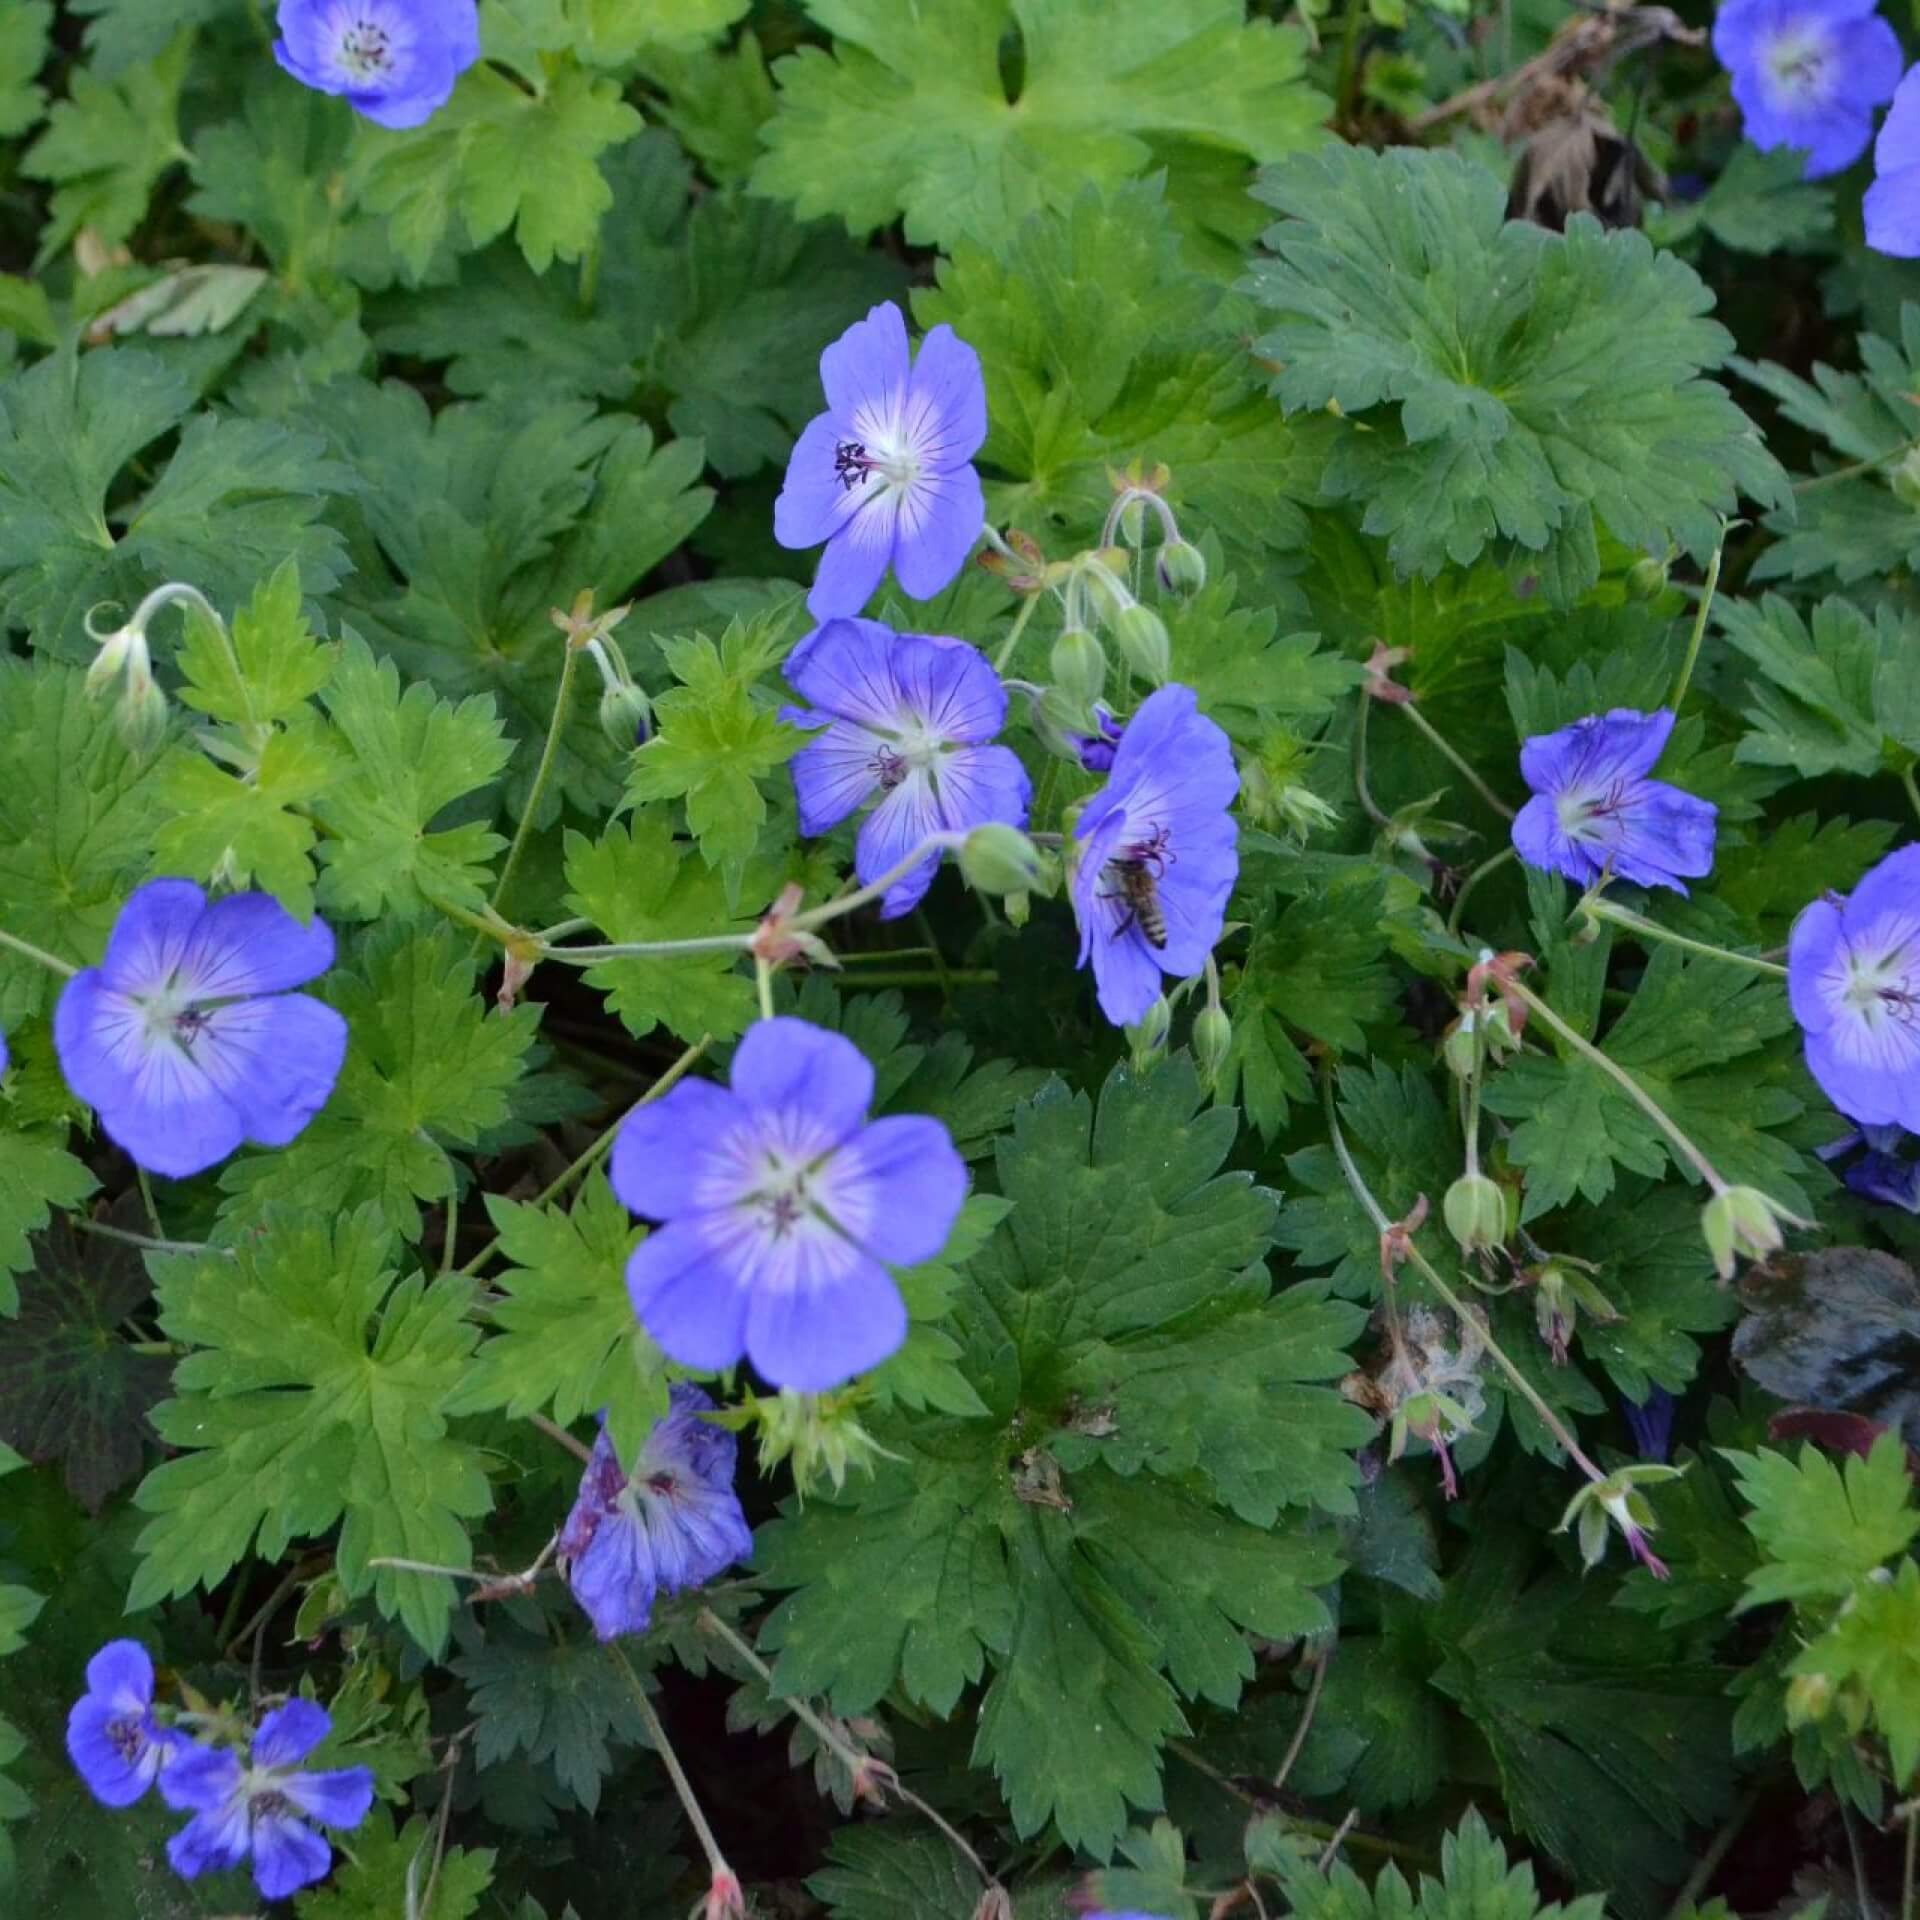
[833,441,872,492]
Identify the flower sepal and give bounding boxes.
[1700,1184,1805,1280]
[1556,1463,1686,1579]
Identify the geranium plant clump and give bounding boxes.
[5,3,1920,1918]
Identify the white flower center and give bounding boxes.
[337,17,395,80]
[1764,26,1830,103]
[133,979,210,1057]
[1555,779,1629,844]
[832,423,921,497]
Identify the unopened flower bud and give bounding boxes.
[1443,1172,1508,1254]
[1127,995,1171,1068]
[754,1387,895,1496]
[1050,626,1107,718]
[1192,1005,1232,1085]
[118,669,169,755]
[85,621,141,698]
[1003,888,1032,928]
[598,680,652,749]
[1625,554,1670,599]
[1111,603,1170,685]
[1155,538,1207,596]
[960,823,1053,897]
[1700,1185,1796,1281]
[1785,1670,1834,1726]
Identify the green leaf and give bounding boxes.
[0,347,350,650]
[446,1173,668,1458]
[296,1806,495,1920]
[69,0,231,75]
[1249,146,1787,595]
[807,1827,981,1920]
[356,61,643,278]
[131,1207,493,1653]
[1726,1435,1920,1607]
[562,816,760,1046]
[1277,1806,1607,1920]
[453,1624,651,1813]
[1649,144,1834,257]
[1715,592,1920,779]
[175,559,337,727]
[0,1585,43,1659]
[20,33,189,259]
[1793,1556,1920,1787]
[1481,947,1811,1220]
[0,1212,167,1509]
[0,1127,96,1316]
[0,4,50,139]
[1713,813,1898,942]
[914,180,1313,566]
[219,925,539,1241]
[623,615,803,873]
[313,636,511,919]
[760,1061,1359,1854]
[754,0,1326,253]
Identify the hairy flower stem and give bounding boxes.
[488,640,580,934]
[1499,974,1733,1197]
[1446,846,1517,939]
[456,1035,710,1278]
[607,1641,739,1890]
[1351,689,1390,828]
[754,955,775,1022]
[1579,894,1787,977]
[1666,532,1725,716]
[990,591,1041,675]
[72,1216,231,1260]
[696,1607,1002,1896]
[1322,1070,1608,1482]
[1393,702,1516,822]
[0,924,77,977]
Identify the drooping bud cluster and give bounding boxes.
[552,589,650,748]
[83,582,227,754]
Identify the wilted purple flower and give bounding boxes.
[1790,848,1920,1131]
[273,0,480,129]
[1071,684,1239,1028]
[1819,1120,1920,1208]
[557,1386,753,1640]
[53,881,347,1180]
[1511,709,1716,894]
[782,617,1031,919]
[1072,703,1125,774]
[159,1699,372,1901]
[1621,1387,1675,1463]
[1712,0,1902,178]
[1866,66,1920,255]
[614,1017,966,1391]
[66,1641,184,1808]
[773,303,986,620]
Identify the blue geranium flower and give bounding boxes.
[557,1386,754,1640]
[159,1699,373,1901]
[774,302,987,620]
[65,1640,186,1808]
[1511,709,1717,894]
[781,617,1031,920]
[612,1017,967,1391]
[1713,0,1903,178]
[53,881,348,1179]
[1867,66,1920,255]
[1819,1120,1920,1208]
[1070,684,1240,1028]
[1790,848,1920,1132]
[273,0,480,129]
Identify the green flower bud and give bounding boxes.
[1003,889,1032,929]
[1127,995,1171,1069]
[1111,604,1171,685]
[1700,1184,1797,1280]
[1625,554,1670,600]
[1155,538,1207,596]
[1050,626,1107,718]
[1442,1172,1508,1254]
[1784,1670,1834,1727]
[959,823,1054,897]
[1192,1005,1232,1084]
[1116,494,1149,546]
[117,670,169,756]
[598,680,653,750]
[85,622,141,699]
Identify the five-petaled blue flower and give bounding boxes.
[774,302,986,621]
[1070,684,1239,1029]
[66,1640,185,1808]
[557,1386,754,1641]
[54,881,348,1180]
[613,1016,967,1391]
[1789,846,1920,1132]
[158,1698,373,1901]
[274,0,480,130]
[1866,66,1920,255]
[782,617,1031,920]
[1712,0,1902,178]
[1511,709,1717,894]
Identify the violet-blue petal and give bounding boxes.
[1621,1387,1675,1462]
[250,1812,335,1900]
[1713,0,1902,179]
[66,1642,172,1810]
[806,496,897,618]
[166,1797,252,1881]
[904,324,989,469]
[821,1114,968,1267]
[785,616,908,731]
[175,890,336,996]
[625,1218,755,1372]
[609,1077,743,1223]
[1846,1149,1920,1210]
[159,1742,244,1814]
[1867,67,1920,255]
[818,300,911,429]
[190,994,349,1149]
[252,1698,332,1769]
[892,464,987,600]
[730,1016,876,1142]
[281,1765,375,1830]
[744,1235,909,1392]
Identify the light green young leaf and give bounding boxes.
[132,1208,493,1653]
[174,559,336,728]
[314,637,511,919]
[1725,1435,1920,1607]
[1792,1556,1920,1787]
[1249,145,1787,596]
[0,4,50,139]
[754,0,1326,252]
[219,926,539,1241]
[295,1806,495,1920]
